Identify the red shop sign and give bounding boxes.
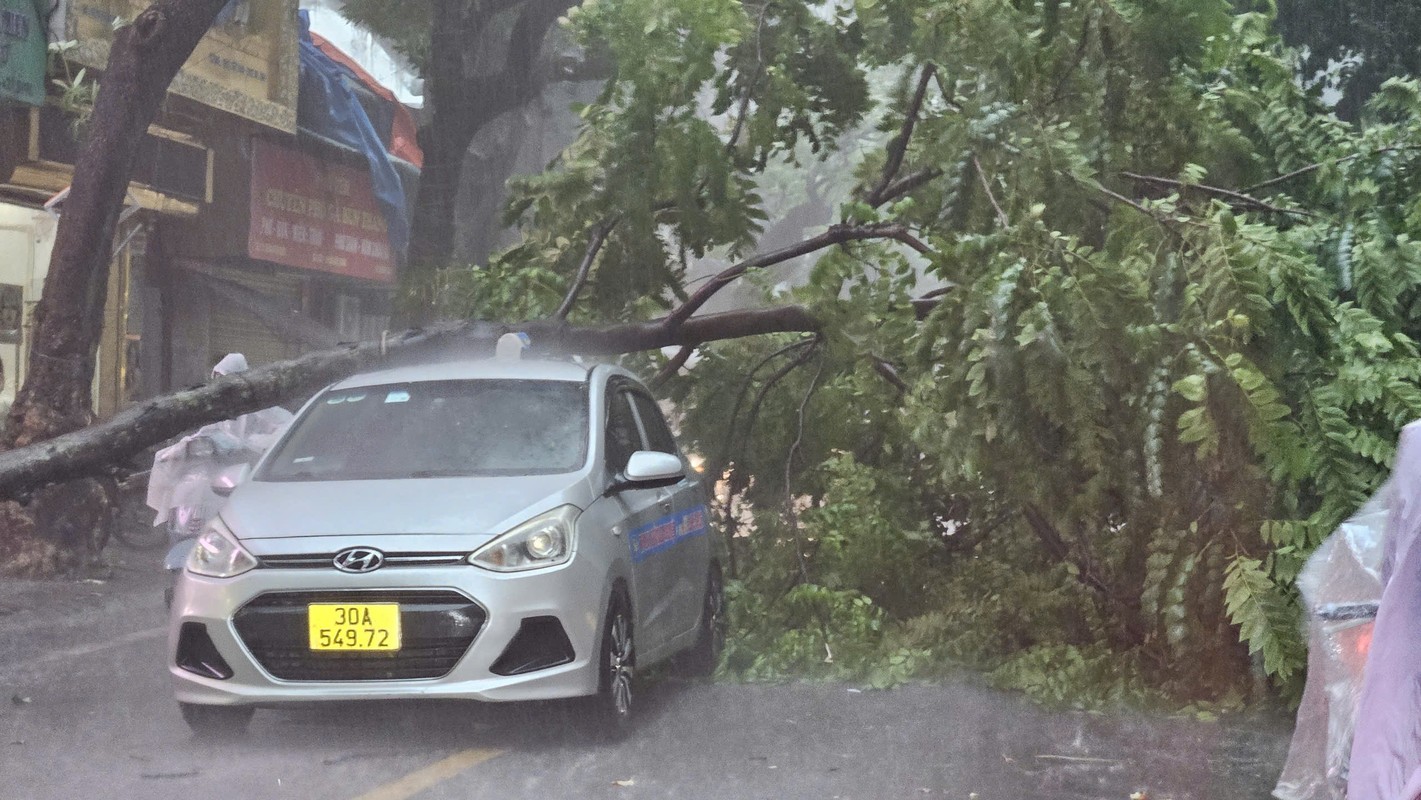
[247,138,394,283]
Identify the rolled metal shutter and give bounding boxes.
[205,267,303,367]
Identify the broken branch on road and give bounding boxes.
[0,307,824,501]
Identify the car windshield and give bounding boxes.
[257,379,589,481]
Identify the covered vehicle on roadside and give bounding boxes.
[168,354,725,738]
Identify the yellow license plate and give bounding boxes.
[308,603,401,651]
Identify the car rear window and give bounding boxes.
[257,379,590,481]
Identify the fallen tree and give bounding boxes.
[0,0,938,577]
[0,304,823,501]
[0,213,935,505]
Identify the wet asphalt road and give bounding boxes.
[0,551,1292,800]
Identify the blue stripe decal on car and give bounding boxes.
[629,505,708,563]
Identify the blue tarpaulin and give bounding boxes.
[296,10,409,259]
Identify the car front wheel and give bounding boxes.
[581,590,635,740]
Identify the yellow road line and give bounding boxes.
[352,748,504,800]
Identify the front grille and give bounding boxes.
[259,552,469,569]
[233,590,484,681]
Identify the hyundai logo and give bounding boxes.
[332,547,385,574]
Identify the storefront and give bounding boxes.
[162,11,419,387]
[0,0,302,417]
[164,129,400,386]
[0,103,212,415]
[0,0,412,413]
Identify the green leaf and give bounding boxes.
[1174,374,1206,402]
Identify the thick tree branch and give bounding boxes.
[461,0,580,119]
[663,222,927,332]
[554,219,616,320]
[869,354,909,394]
[871,167,943,209]
[0,307,824,499]
[911,285,952,320]
[407,0,582,276]
[865,64,937,207]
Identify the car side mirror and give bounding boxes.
[607,451,684,495]
[211,463,251,498]
[625,451,684,483]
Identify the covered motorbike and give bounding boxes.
[1276,419,1421,800]
[1273,492,1386,800]
[144,355,292,584]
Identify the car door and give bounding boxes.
[627,390,709,643]
[604,383,677,656]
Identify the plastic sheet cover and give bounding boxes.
[143,407,292,529]
[1346,420,1421,800]
[144,354,292,530]
[1273,491,1386,800]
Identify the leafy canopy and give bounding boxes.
[434,0,1421,705]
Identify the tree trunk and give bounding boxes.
[405,110,469,277]
[403,0,472,277]
[0,0,231,574]
[403,0,581,323]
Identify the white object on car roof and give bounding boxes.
[495,332,530,360]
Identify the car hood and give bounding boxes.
[222,473,591,540]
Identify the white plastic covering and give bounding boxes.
[1345,418,1421,800]
[144,411,292,531]
[211,352,249,377]
[495,332,530,360]
[1273,491,1387,800]
[144,355,292,534]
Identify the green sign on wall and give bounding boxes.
[0,0,45,106]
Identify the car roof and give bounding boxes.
[331,357,596,390]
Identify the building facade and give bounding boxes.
[0,0,418,418]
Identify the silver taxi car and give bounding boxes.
[168,355,725,738]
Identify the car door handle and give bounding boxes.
[657,491,674,513]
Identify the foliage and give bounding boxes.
[337,0,432,73]
[428,0,1421,707]
[424,257,566,321]
[48,41,98,137]
[987,644,1167,710]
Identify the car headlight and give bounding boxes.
[470,506,579,572]
[185,518,258,578]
